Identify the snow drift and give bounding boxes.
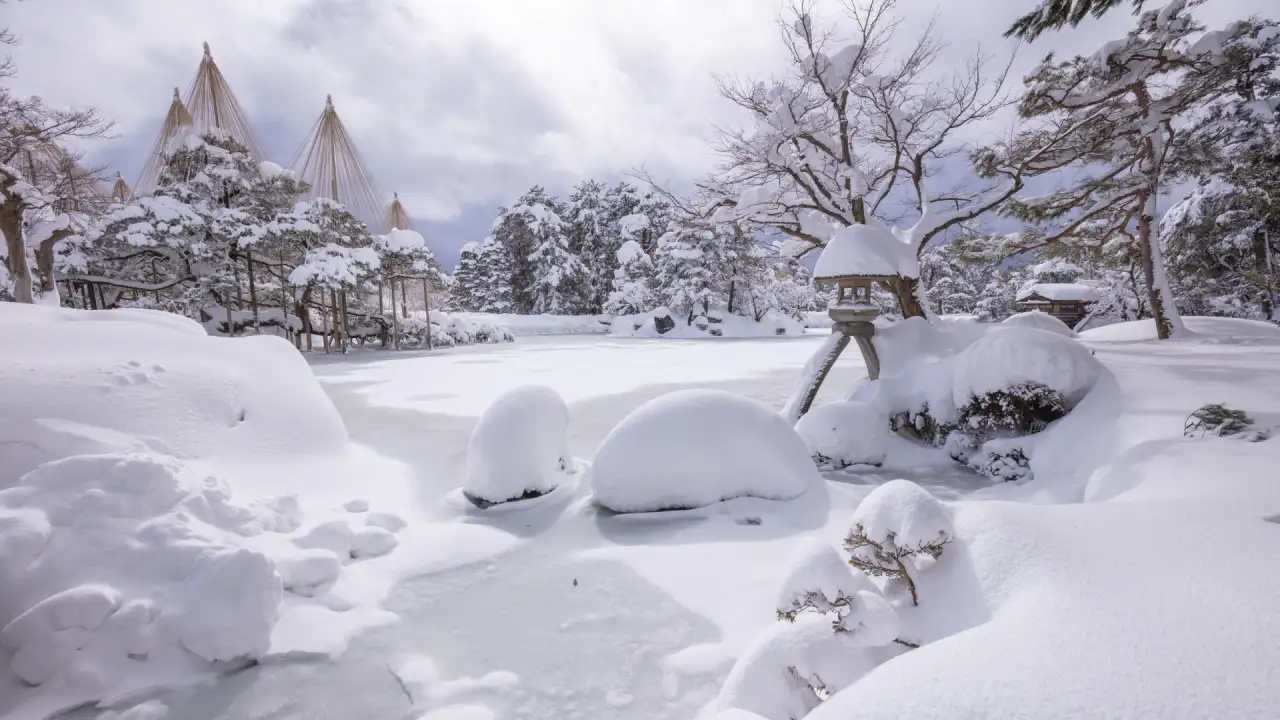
[0,303,347,483]
[591,390,819,512]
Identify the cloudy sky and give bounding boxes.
[6,0,1273,266]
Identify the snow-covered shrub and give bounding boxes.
[1183,403,1258,439]
[716,613,901,720]
[795,401,888,469]
[592,390,818,513]
[957,382,1068,445]
[1001,310,1075,337]
[395,314,515,350]
[952,327,1100,409]
[463,386,572,508]
[844,480,953,607]
[775,539,898,641]
[965,439,1033,482]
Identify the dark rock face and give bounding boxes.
[654,313,676,335]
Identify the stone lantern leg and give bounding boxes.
[781,302,881,424]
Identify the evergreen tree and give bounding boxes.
[450,242,485,311]
[604,240,656,316]
[654,224,718,323]
[490,186,569,313]
[565,180,610,313]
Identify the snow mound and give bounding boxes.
[0,453,286,692]
[463,386,572,508]
[775,538,879,612]
[952,327,1100,407]
[449,312,610,337]
[0,304,346,483]
[795,401,887,467]
[1001,310,1075,337]
[591,390,819,513]
[814,224,917,279]
[610,308,804,339]
[715,613,899,720]
[850,479,953,549]
[1081,315,1280,343]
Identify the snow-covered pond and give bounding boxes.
[68,333,976,720]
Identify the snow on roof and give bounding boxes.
[1016,283,1099,302]
[813,224,917,279]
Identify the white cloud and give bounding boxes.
[7,0,1275,263]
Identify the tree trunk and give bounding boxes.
[340,290,350,355]
[34,232,64,300]
[401,280,409,318]
[1136,191,1184,339]
[423,277,433,351]
[389,278,400,350]
[246,247,261,334]
[887,276,925,319]
[1253,227,1274,321]
[1,201,33,303]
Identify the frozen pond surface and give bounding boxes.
[83,334,982,720]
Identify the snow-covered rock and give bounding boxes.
[795,401,888,468]
[610,308,803,339]
[952,327,1101,408]
[1001,310,1076,337]
[591,390,819,513]
[276,549,343,596]
[463,386,572,508]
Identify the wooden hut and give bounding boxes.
[1015,283,1098,326]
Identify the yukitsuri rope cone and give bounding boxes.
[185,42,263,157]
[389,192,412,231]
[110,172,132,203]
[290,95,390,233]
[137,43,261,195]
[134,89,193,195]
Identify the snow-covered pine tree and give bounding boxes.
[1006,2,1280,339]
[92,135,278,322]
[717,222,773,317]
[490,186,578,313]
[654,223,719,323]
[1161,53,1279,321]
[450,242,485,311]
[603,240,656,316]
[565,180,610,313]
[473,235,514,313]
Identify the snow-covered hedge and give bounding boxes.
[794,401,888,468]
[591,390,818,512]
[464,386,573,508]
[853,321,1102,481]
[610,307,805,339]
[396,314,515,349]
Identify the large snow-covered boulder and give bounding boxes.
[795,401,888,468]
[591,390,819,513]
[0,304,347,483]
[952,327,1100,409]
[463,385,572,508]
[1001,310,1076,338]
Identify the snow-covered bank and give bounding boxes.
[445,312,611,337]
[610,308,805,339]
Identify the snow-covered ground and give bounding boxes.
[7,310,1280,720]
